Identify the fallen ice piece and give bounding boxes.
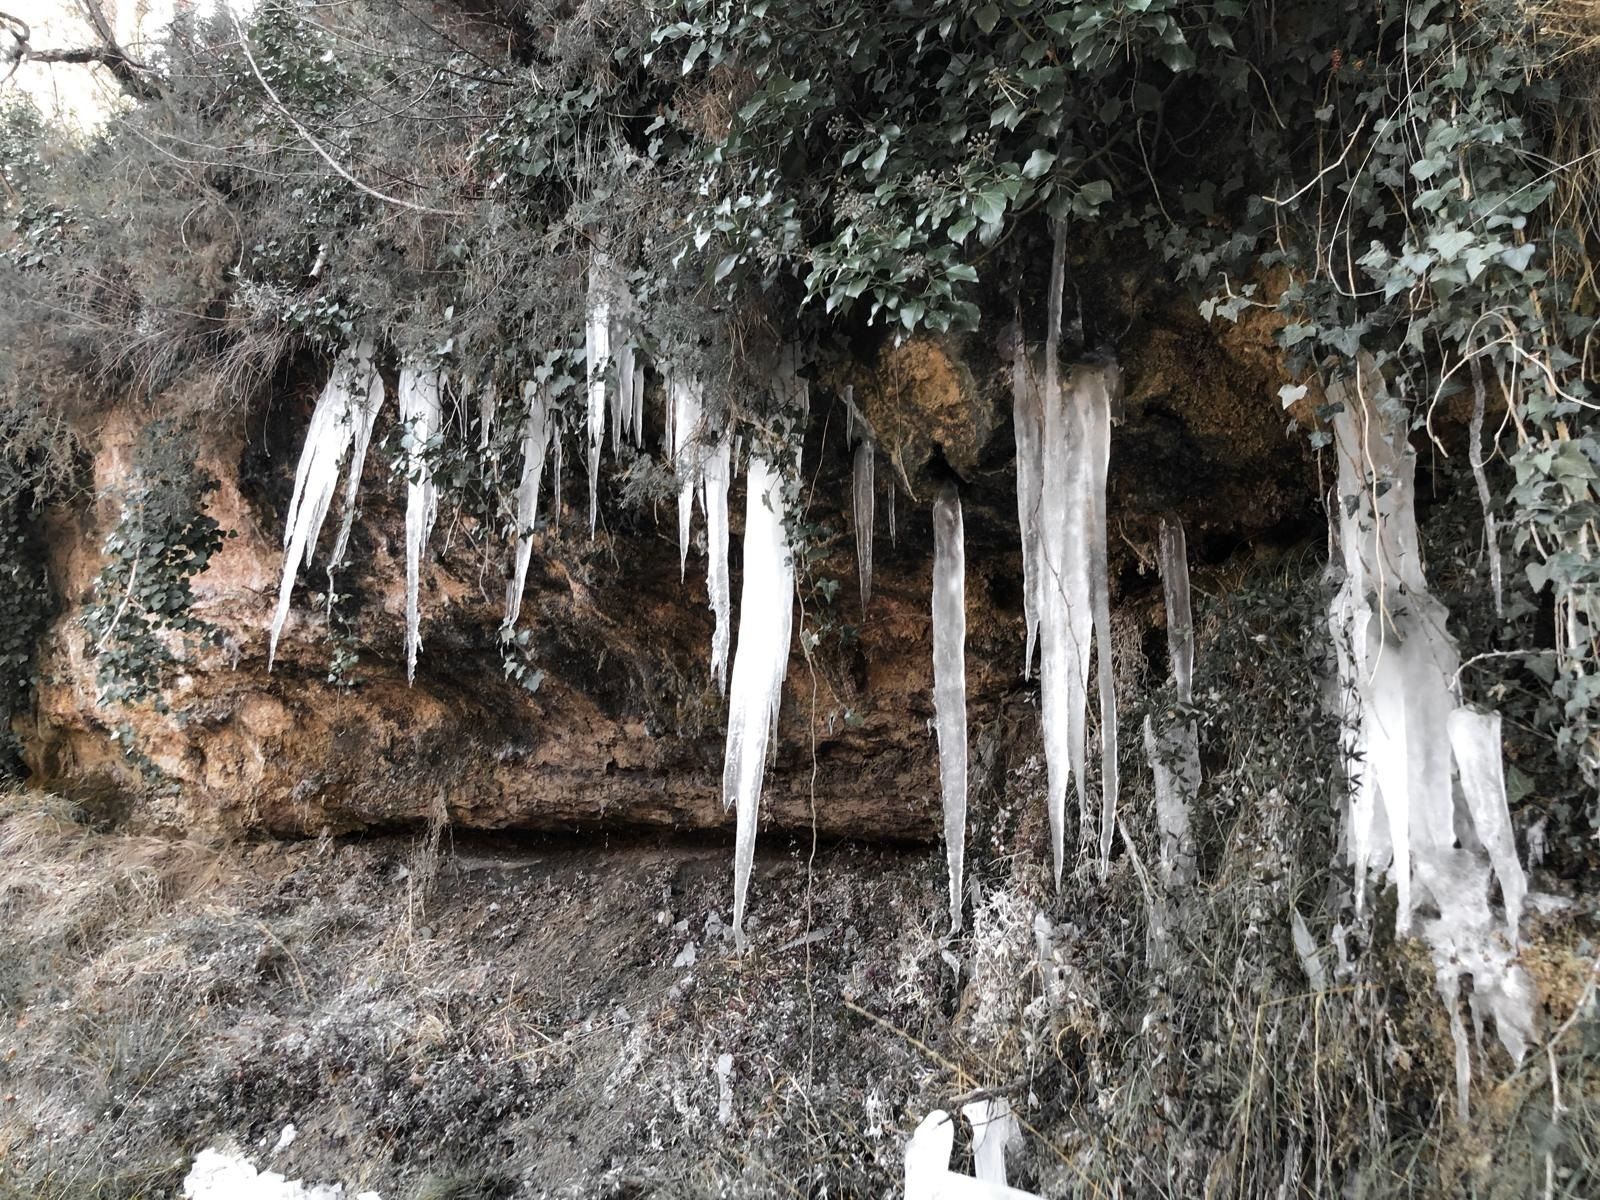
[1290,909,1327,991]
[904,1109,1040,1200]
[271,1124,297,1155]
[932,486,968,930]
[398,364,442,683]
[726,454,795,949]
[961,1098,1019,1187]
[715,1052,735,1125]
[673,941,697,969]
[182,1147,382,1200]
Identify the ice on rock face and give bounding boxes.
[932,486,967,930]
[584,252,612,535]
[269,346,383,668]
[853,437,875,611]
[326,344,386,581]
[504,381,551,628]
[1326,354,1535,1117]
[725,453,796,951]
[703,436,733,692]
[398,364,442,684]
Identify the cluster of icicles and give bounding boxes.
[267,257,1533,1087]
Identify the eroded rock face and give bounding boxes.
[21,317,1314,840]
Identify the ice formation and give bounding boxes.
[182,1147,381,1200]
[1011,333,1043,677]
[584,251,612,535]
[1326,355,1534,1118]
[904,1108,1040,1200]
[1145,516,1198,888]
[670,371,704,580]
[932,486,967,930]
[1018,223,1122,882]
[848,391,876,611]
[269,345,383,668]
[725,452,796,951]
[703,436,733,691]
[1029,357,1120,884]
[398,364,442,684]
[326,345,385,582]
[504,381,551,628]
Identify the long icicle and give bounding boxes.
[1013,328,1043,677]
[269,352,365,667]
[504,380,551,628]
[325,343,385,584]
[853,437,875,612]
[703,434,733,691]
[672,371,705,580]
[399,364,442,683]
[1087,365,1119,879]
[726,452,795,951]
[932,485,967,930]
[585,251,611,535]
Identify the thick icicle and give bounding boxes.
[632,363,646,448]
[504,381,551,628]
[726,453,795,950]
[853,438,875,611]
[325,344,385,582]
[703,436,733,691]
[269,351,370,667]
[1012,333,1043,677]
[1326,354,1536,1117]
[398,364,442,683]
[585,252,612,535]
[932,486,967,930]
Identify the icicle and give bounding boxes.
[398,364,442,683]
[551,421,563,533]
[615,338,634,450]
[854,441,875,612]
[704,436,732,692]
[632,363,646,448]
[585,252,611,536]
[1012,332,1043,678]
[1326,354,1537,1118]
[726,453,795,951]
[1085,365,1120,880]
[1466,353,1504,617]
[268,352,368,667]
[671,372,705,580]
[887,480,896,546]
[325,343,385,582]
[504,381,551,628]
[1158,517,1193,705]
[932,486,967,930]
[478,380,497,453]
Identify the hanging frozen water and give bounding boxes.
[932,486,967,930]
[725,452,795,951]
[326,343,386,582]
[269,345,382,668]
[704,437,733,692]
[1011,333,1043,678]
[398,364,442,684]
[847,387,876,612]
[504,381,551,628]
[585,252,612,535]
[671,372,704,580]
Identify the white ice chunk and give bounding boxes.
[933,486,967,930]
[961,1098,1018,1187]
[905,1108,1040,1200]
[398,364,442,683]
[715,1052,735,1124]
[504,381,551,628]
[725,454,795,950]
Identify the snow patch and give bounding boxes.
[182,1147,381,1200]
